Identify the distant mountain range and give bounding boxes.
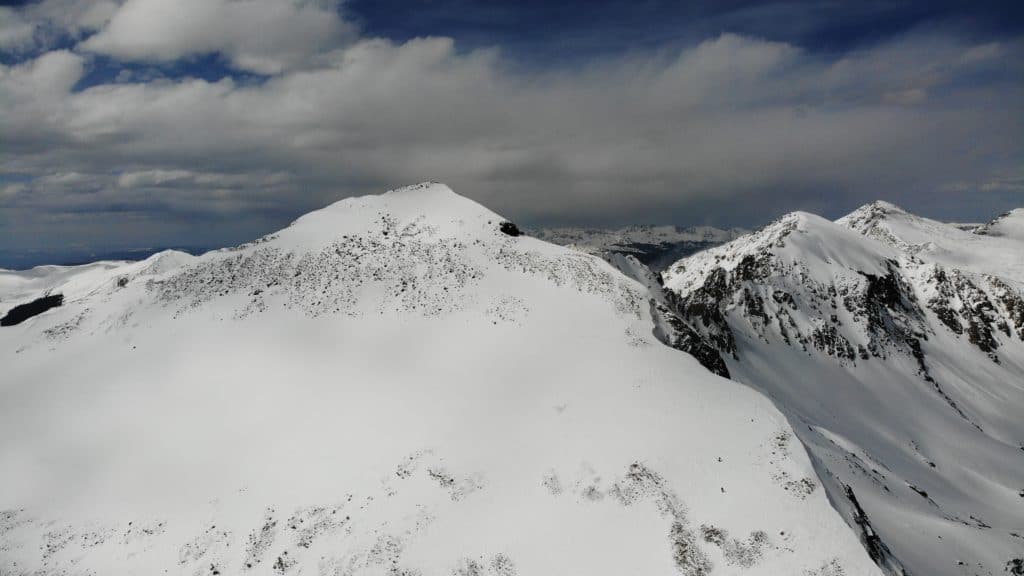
[0,246,213,271]
[530,225,747,272]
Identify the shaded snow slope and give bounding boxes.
[531,225,746,273]
[663,205,1024,576]
[0,183,877,575]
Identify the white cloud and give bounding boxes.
[116,169,290,188]
[0,1,119,53]
[80,0,355,74]
[0,8,36,51]
[0,50,86,142]
[0,182,28,201]
[14,50,87,95]
[0,20,1020,252]
[29,0,119,36]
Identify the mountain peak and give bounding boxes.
[865,199,905,213]
[834,201,1024,282]
[835,200,908,231]
[302,182,475,221]
[275,182,506,251]
[661,196,1024,576]
[0,182,881,576]
[663,208,897,296]
[383,181,458,199]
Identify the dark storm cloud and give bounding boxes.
[0,0,1021,265]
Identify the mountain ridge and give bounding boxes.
[4,188,1020,575]
[661,200,1024,576]
[0,183,879,576]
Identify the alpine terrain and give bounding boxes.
[531,226,746,273]
[661,202,1024,576]
[0,184,879,575]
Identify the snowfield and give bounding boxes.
[0,184,878,575]
[663,202,1024,576]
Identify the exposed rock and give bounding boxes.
[499,221,521,237]
[1,294,64,326]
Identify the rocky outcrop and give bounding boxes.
[1,293,64,326]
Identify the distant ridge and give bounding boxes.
[531,224,746,272]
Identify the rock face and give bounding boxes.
[662,202,1024,576]
[0,184,878,575]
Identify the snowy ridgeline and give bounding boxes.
[0,183,877,575]
[661,201,1024,576]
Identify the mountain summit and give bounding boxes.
[0,184,877,575]
[663,201,1024,575]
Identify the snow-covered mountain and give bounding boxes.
[838,201,1024,284]
[1,261,133,307]
[0,183,878,575]
[662,202,1024,576]
[530,225,746,273]
[974,208,1024,241]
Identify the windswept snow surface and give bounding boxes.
[663,203,1024,576]
[0,184,878,575]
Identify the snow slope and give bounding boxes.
[838,201,1024,282]
[663,204,1024,576]
[531,225,746,273]
[0,183,877,575]
[975,208,1024,242]
[1,262,130,315]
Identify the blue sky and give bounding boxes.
[0,0,1021,267]
[350,0,1024,55]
